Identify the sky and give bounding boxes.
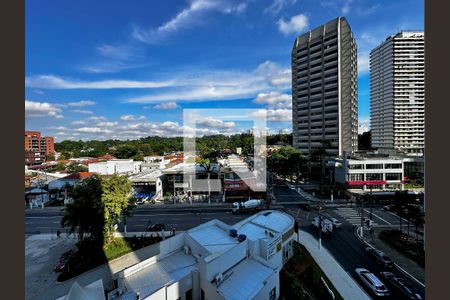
[25,0,424,141]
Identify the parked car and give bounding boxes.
[298,203,312,211]
[146,223,165,232]
[365,247,394,268]
[355,268,390,297]
[380,272,423,299]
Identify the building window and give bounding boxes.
[385,173,402,181]
[384,163,402,169]
[366,164,383,169]
[349,164,363,170]
[349,174,364,181]
[269,288,276,300]
[366,173,383,181]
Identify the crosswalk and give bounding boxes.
[334,207,379,226]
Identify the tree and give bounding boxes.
[267,146,305,184]
[67,162,88,173]
[310,140,332,195]
[101,174,134,244]
[196,147,222,204]
[358,131,372,150]
[61,175,104,242]
[114,145,138,159]
[46,154,55,161]
[131,151,145,161]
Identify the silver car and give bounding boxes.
[355,268,390,297]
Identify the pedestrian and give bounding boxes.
[56,230,61,238]
[172,227,176,236]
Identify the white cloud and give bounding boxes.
[264,0,297,15]
[252,109,292,122]
[277,14,308,35]
[196,117,235,129]
[358,117,370,134]
[120,115,146,121]
[25,75,174,89]
[71,109,94,115]
[341,0,353,14]
[96,121,118,127]
[45,126,68,131]
[75,127,113,133]
[66,100,96,107]
[127,61,290,103]
[25,100,63,119]
[132,0,246,43]
[71,120,86,125]
[254,91,291,109]
[88,116,107,121]
[153,102,179,110]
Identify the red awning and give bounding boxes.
[347,180,387,186]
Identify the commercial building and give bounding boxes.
[108,210,295,300]
[335,155,405,191]
[24,130,55,165]
[88,159,142,175]
[370,31,425,155]
[291,17,358,158]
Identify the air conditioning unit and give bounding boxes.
[184,246,191,255]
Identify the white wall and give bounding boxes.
[204,241,247,282]
[252,270,279,300]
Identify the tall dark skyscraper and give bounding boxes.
[291,17,358,158]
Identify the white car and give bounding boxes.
[288,184,295,190]
[328,217,342,229]
[355,268,389,297]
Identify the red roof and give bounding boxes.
[97,154,116,160]
[62,172,95,180]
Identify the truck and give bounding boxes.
[311,216,333,234]
[232,199,262,214]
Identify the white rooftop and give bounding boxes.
[218,259,275,300]
[128,170,162,182]
[234,211,294,235]
[187,223,238,255]
[122,250,197,299]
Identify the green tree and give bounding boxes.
[61,175,104,242]
[101,174,134,244]
[310,140,332,195]
[131,151,145,161]
[268,146,305,183]
[114,145,138,159]
[67,162,88,173]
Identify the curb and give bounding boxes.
[355,226,425,289]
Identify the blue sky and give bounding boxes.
[25,0,424,141]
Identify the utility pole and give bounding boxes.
[360,194,365,233]
[369,186,373,221]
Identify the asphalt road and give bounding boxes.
[277,184,425,299]
[25,207,249,234]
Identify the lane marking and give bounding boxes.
[363,209,392,225]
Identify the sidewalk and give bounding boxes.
[361,228,425,285]
[298,230,371,300]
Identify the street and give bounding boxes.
[24,184,425,298]
[25,207,249,234]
